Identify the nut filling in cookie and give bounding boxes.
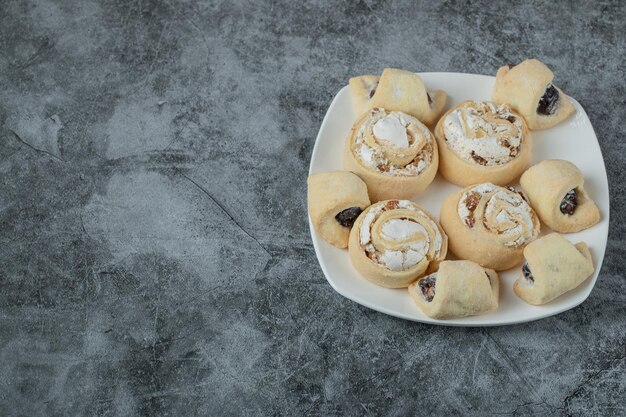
[521,261,534,285]
[457,183,539,248]
[536,84,560,115]
[352,108,435,176]
[559,189,578,215]
[442,101,524,166]
[358,200,444,272]
[418,274,437,302]
[349,199,447,288]
[462,191,481,227]
[335,207,363,227]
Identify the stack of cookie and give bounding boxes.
[308,59,600,320]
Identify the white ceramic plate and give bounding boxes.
[308,72,610,326]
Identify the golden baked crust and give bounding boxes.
[348,200,447,288]
[514,233,594,305]
[492,59,574,130]
[367,68,447,125]
[348,75,380,117]
[520,159,600,233]
[343,108,438,202]
[440,183,540,271]
[434,100,532,187]
[307,171,371,248]
[408,260,499,319]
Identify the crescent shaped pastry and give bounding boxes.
[408,260,499,319]
[307,171,371,248]
[348,200,447,288]
[440,183,540,270]
[348,75,379,116]
[514,233,594,305]
[520,160,600,233]
[343,108,438,202]
[367,68,447,125]
[492,59,575,130]
[434,100,532,187]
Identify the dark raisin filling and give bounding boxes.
[506,115,516,123]
[368,86,377,99]
[507,63,517,69]
[470,151,488,165]
[522,261,534,284]
[537,84,560,115]
[427,92,433,105]
[335,207,362,227]
[419,274,437,302]
[560,189,578,215]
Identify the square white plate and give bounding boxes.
[308,72,610,326]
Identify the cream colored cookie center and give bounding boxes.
[372,115,409,148]
[443,101,523,166]
[458,184,538,248]
[358,201,443,271]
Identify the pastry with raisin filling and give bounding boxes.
[514,233,594,305]
[492,59,574,130]
[408,260,499,319]
[348,75,379,116]
[367,68,447,125]
[520,160,600,233]
[307,171,371,248]
[434,100,531,186]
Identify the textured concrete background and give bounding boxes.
[1,0,624,416]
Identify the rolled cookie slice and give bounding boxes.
[520,159,600,233]
[348,199,447,288]
[307,171,371,248]
[367,68,447,125]
[434,100,531,187]
[343,108,439,202]
[408,260,499,320]
[440,183,541,271]
[514,233,594,305]
[348,75,380,116]
[492,59,574,130]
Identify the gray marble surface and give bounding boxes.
[1,1,624,416]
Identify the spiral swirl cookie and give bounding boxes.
[434,100,531,187]
[408,260,499,319]
[492,59,575,130]
[440,183,540,270]
[348,200,447,288]
[343,108,438,202]
[520,160,600,233]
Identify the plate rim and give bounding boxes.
[308,71,610,327]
